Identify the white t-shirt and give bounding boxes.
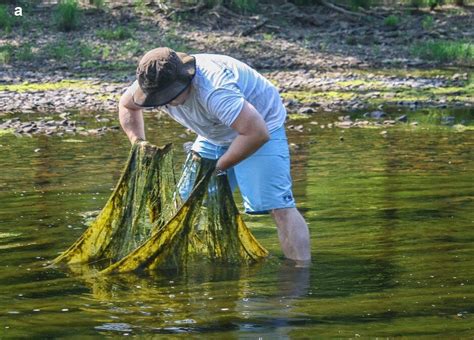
[126,54,286,146]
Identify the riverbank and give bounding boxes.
[0,2,472,135]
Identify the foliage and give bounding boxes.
[97,27,133,40]
[229,0,257,13]
[118,39,143,57]
[428,0,444,9]
[161,29,190,52]
[54,0,81,32]
[411,40,473,64]
[422,15,434,30]
[133,0,153,16]
[46,40,72,60]
[423,15,437,30]
[350,0,372,9]
[410,0,424,7]
[384,15,400,27]
[16,43,34,61]
[0,4,14,32]
[0,44,13,64]
[262,32,273,41]
[45,40,95,61]
[91,0,105,10]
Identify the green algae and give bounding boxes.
[0,128,14,136]
[282,75,473,107]
[53,141,267,273]
[0,80,98,93]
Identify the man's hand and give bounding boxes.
[215,100,270,171]
[118,91,146,144]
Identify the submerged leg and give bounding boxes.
[271,207,311,266]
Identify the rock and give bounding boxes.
[336,121,352,128]
[441,116,455,125]
[364,110,386,119]
[396,114,408,122]
[298,107,315,114]
[289,143,300,151]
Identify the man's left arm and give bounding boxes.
[215,100,270,172]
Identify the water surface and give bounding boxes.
[0,108,473,338]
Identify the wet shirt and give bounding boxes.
[126,54,286,146]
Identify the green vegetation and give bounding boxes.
[262,33,273,41]
[350,0,372,9]
[44,40,95,61]
[427,0,443,9]
[421,15,434,31]
[55,0,81,32]
[384,15,400,27]
[133,0,153,16]
[0,4,14,32]
[46,40,76,60]
[118,39,143,58]
[91,0,105,10]
[0,80,97,93]
[97,27,133,40]
[411,40,473,64]
[80,60,134,73]
[161,29,190,52]
[16,43,35,61]
[281,74,473,109]
[229,0,258,13]
[0,44,13,64]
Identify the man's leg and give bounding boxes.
[271,207,311,264]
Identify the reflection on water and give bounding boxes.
[0,108,473,337]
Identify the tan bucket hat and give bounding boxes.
[133,47,196,107]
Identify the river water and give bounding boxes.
[0,108,473,338]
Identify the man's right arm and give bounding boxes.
[118,89,145,144]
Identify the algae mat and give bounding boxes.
[53,141,267,273]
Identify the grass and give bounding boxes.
[55,0,81,32]
[45,40,96,61]
[0,4,14,32]
[350,0,371,9]
[97,27,133,40]
[421,15,434,31]
[384,15,400,27]
[16,43,35,61]
[0,44,13,64]
[411,40,474,64]
[161,29,190,52]
[46,40,75,60]
[230,0,258,13]
[91,0,105,10]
